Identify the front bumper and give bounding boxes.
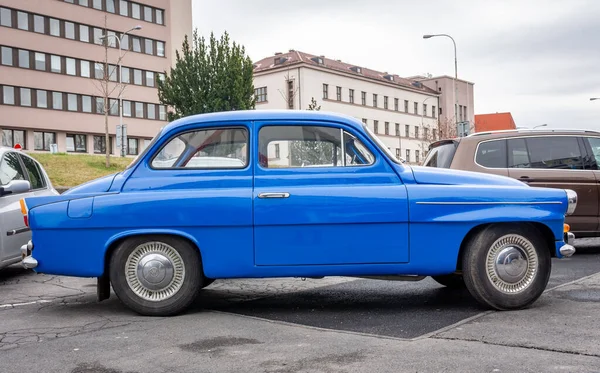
[558,232,576,258]
[20,240,38,269]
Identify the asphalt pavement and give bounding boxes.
[0,240,599,372]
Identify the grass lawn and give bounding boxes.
[28,152,133,188]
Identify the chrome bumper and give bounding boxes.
[20,240,38,269]
[559,232,576,258]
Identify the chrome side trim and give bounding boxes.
[416,201,563,205]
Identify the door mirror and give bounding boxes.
[0,180,31,197]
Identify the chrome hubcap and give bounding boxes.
[125,242,185,302]
[486,234,538,294]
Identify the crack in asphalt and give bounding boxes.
[431,336,600,359]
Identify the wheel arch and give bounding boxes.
[455,221,557,272]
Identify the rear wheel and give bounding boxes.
[462,224,551,310]
[109,235,203,316]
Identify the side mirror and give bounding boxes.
[0,180,31,197]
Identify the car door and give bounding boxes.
[580,135,600,233]
[253,121,409,267]
[0,151,31,265]
[506,136,598,233]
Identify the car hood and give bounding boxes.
[410,166,527,187]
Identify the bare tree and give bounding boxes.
[90,15,127,167]
[277,67,300,109]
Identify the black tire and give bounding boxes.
[109,235,203,316]
[431,274,465,289]
[462,224,551,310]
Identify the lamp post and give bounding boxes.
[100,25,142,157]
[591,98,600,101]
[533,124,548,129]
[423,33,458,135]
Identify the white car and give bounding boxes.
[0,148,58,270]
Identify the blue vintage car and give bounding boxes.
[19,110,577,316]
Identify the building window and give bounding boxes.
[109,98,118,115]
[67,93,77,111]
[415,126,419,138]
[145,71,154,87]
[159,105,166,120]
[108,64,117,81]
[132,37,141,52]
[121,66,130,83]
[414,102,418,114]
[52,92,63,110]
[396,148,400,160]
[82,95,91,112]
[373,120,379,134]
[404,100,408,112]
[122,100,131,116]
[274,143,280,159]
[384,96,388,109]
[66,58,76,75]
[35,52,45,70]
[361,91,366,105]
[2,129,26,148]
[405,124,409,137]
[79,0,89,6]
[384,122,389,135]
[144,39,153,55]
[1,46,12,66]
[80,25,89,42]
[93,0,102,9]
[20,88,31,106]
[131,3,142,19]
[127,138,138,155]
[119,0,128,16]
[133,68,142,84]
[17,11,28,30]
[34,15,44,33]
[336,86,342,101]
[157,41,165,57]
[406,149,410,163]
[432,106,436,118]
[416,150,420,163]
[362,118,367,124]
[95,97,104,113]
[423,104,427,117]
[80,60,90,77]
[49,18,60,36]
[147,103,155,119]
[156,9,163,24]
[373,94,377,107]
[121,34,129,50]
[3,86,15,105]
[135,102,143,117]
[349,89,354,104]
[143,6,152,22]
[66,134,87,152]
[322,84,328,99]
[395,123,400,136]
[34,131,56,151]
[93,135,113,154]
[424,127,429,140]
[0,7,12,27]
[106,0,115,13]
[65,22,75,39]
[93,27,103,44]
[18,49,29,68]
[94,62,104,79]
[394,98,399,111]
[433,129,437,140]
[51,55,61,73]
[36,90,47,108]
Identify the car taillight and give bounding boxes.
[19,198,28,227]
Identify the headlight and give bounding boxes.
[565,189,577,216]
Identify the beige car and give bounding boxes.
[423,129,600,237]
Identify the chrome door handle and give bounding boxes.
[258,192,290,199]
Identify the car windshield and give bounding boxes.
[362,123,403,165]
[422,142,457,168]
[125,127,164,170]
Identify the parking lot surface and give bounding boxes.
[1,241,599,372]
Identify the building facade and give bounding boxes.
[253,51,441,165]
[409,75,475,138]
[0,0,192,155]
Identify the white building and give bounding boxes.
[252,50,441,165]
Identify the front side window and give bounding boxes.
[476,140,507,168]
[151,127,249,169]
[19,155,46,189]
[258,125,375,168]
[0,152,26,185]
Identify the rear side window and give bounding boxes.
[423,142,456,168]
[476,140,507,168]
[526,136,583,170]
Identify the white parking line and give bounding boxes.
[0,299,52,309]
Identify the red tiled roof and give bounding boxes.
[474,113,517,132]
[253,50,439,95]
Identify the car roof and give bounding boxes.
[161,110,366,134]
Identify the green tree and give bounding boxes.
[307,97,321,111]
[157,29,255,121]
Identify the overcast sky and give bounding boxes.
[192,0,600,130]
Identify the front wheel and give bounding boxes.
[109,235,203,316]
[462,224,551,310]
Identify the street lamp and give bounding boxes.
[100,25,142,157]
[423,33,458,135]
[533,124,548,129]
[591,98,600,101]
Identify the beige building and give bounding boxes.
[253,50,441,164]
[409,75,475,138]
[0,0,192,155]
